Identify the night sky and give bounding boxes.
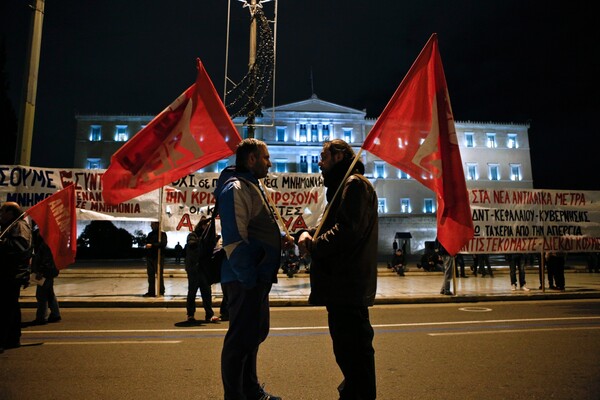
[2,0,598,190]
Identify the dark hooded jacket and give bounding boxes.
[308,158,378,306]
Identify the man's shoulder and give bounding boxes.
[347,173,374,189]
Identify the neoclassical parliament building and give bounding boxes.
[74,95,532,257]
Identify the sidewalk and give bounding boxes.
[19,260,600,308]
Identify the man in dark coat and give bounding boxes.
[298,139,379,400]
[0,202,32,352]
[144,221,167,297]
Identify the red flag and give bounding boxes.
[101,59,242,205]
[26,184,77,269]
[362,34,473,255]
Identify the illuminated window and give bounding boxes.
[486,133,497,148]
[299,155,308,173]
[86,158,101,169]
[488,164,500,181]
[377,198,387,213]
[467,163,478,180]
[423,198,436,213]
[507,133,518,149]
[343,128,352,143]
[311,125,318,142]
[374,161,385,179]
[398,170,410,179]
[464,132,474,147]
[311,155,319,173]
[275,159,287,173]
[217,160,228,173]
[299,125,307,142]
[89,125,102,141]
[400,198,411,213]
[322,125,330,141]
[510,164,522,181]
[276,127,286,142]
[114,125,128,142]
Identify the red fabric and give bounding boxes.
[362,34,473,256]
[102,59,241,205]
[26,184,77,269]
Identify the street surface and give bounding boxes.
[2,300,599,399]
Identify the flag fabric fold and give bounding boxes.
[102,59,242,205]
[362,33,473,255]
[26,184,77,269]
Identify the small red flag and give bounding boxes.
[362,34,473,255]
[102,59,242,205]
[26,184,77,269]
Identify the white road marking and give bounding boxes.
[458,307,493,312]
[45,340,182,345]
[428,326,600,336]
[21,316,600,335]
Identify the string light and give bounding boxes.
[225,7,274,122]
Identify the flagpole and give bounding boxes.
[313,148,363,239]
[259,179,291,238]
[540,252,545,293]
[157,187,164,297]
[452,256,457,295]
[0,212,28,240]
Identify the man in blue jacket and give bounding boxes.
[215,138,292,400]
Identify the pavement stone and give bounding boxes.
[19,259,600,308]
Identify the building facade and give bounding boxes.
[74,95,532,256]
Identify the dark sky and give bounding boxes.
[2,0,598,190]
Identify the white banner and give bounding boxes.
[162,173,326,233]
[1,166,326,232]
[463,189,600,253]
[0,165,159,220]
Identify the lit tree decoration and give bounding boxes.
[226,1,275,130]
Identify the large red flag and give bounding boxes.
[102,59,242,205]
[362,34,473,256]
[26,184,77,269]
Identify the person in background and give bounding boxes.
[174,241,183,264]
[437,240,453,296]
[298,139,378,400]
[509,253,529,292]
[143,221,167,297]
[585,252,599,273]
[31,227,61,324]
[478,253,493,277]
[390,248,405,276]
[545,252,565,291]
[0,202,33,353]
[183,217,219,325]
[215,138,293,400]
[455,253,467,278]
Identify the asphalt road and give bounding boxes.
[2,300,599,400]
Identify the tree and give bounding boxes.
[77,221,134,258]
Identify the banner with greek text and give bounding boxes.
[161,173,326,233]
[464,189,600,253]
[0,165,159,220]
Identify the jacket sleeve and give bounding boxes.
[312,175,376,262]
[219,180,260,288]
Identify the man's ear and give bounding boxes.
[333,152,344,163]
[247,152,257,167]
